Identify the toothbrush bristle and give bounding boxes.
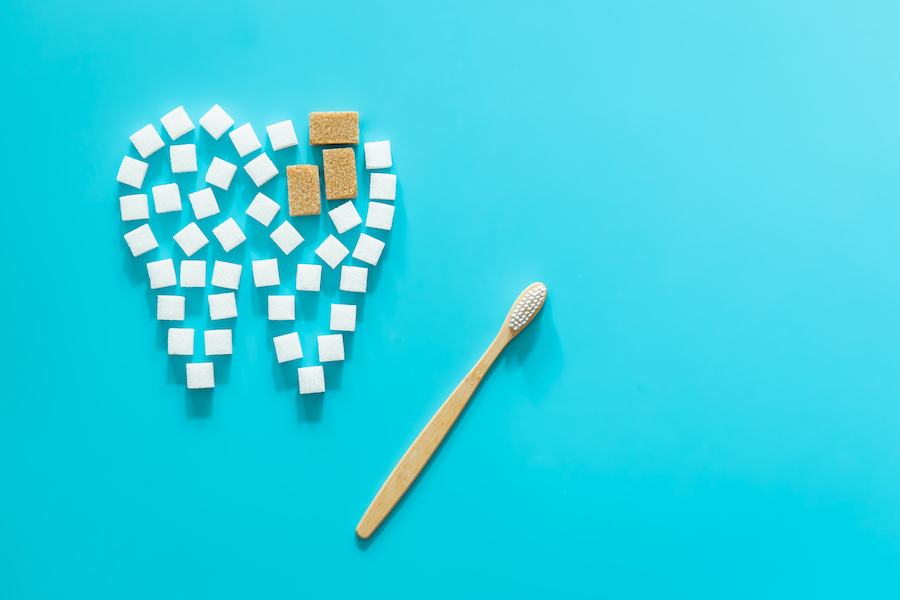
[508,284,547,331]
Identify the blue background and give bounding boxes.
[2,0,900,597]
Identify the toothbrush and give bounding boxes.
[356,282,548,539]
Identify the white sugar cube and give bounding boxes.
[339,265,368,293]
[206,157,238,190]
[170,144,197,173]
[296,264,322,292]
[314,235,350,269]
[186,362,215,389]
[211,260,242,290]
[229,123,262,158]
[152,183,182,214]
[268,295,295,321]
[130,124,164,159]
[160,106,194,141]
[212,218,246,252]
[270,221,304,255]
[298,366,325,394]
[157,295,185,321]
[187,188,220,220]
[180,260,206,288]
[244,153,278,187]
[116,156,148,189]
[208,292,238,320]
[147,258,177,289]
[119,194,149,221]
[173,222,209,257]
[317,334,345,362]
[352,233,385,266]
[168,327,194,355]
[273,332,303,363]
[330,303,357,332]
[366,202,395,231]
[199,104,234,140]
[328,201,362,234]
[369,173,397,200]
[245,192,280,227]
[124,223,158,257]
[252,259,280,287]
[364,140,392,169]
[204,329,233,356]
[266,120,298,151]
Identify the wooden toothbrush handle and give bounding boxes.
[356,330,510,539]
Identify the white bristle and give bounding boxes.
[509,285,548,330]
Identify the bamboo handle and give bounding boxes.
[355,329,510,539]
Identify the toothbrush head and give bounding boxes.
[506,282,547,336]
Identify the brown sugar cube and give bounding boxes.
[287,165,321,216]
[309,112,359,146]
[322,148,358,201]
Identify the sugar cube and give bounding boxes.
[173,222,209,257]
[252,258,280,287]
[297,366,325,394]
[296,264,322,292]
[229,123,262,158]
[244,153,278,187]
[267,120,298,151]
[323,148,357,200]
[206,157,237,191]
[364,140,392,169]
[130,124,164,159]
[147,258,177,289]
[328,201,362,234]
[270,221,304,255]
[168,327,194,355]
[187,188,220,220]
[120,194,149,222]
[245,192,280,227]
[286,165,321,216]
[366,202,395,230]
[117,156,149,189]
[309,111,359,145]
[314,235,350,269]
[170,144,197,173]
[268,295,295,321]
[369,173,397,201]
[204,329,233,356]
[208,292,238,320]
[211,260,242,290]
[317,334,345,362]
[339,265,368,293]
[180,260,206,288]
[212,218,246,252]
[352,233,385,266]
[186,362,215,389]
[330,303,357,332]
[298,366,325,394]
[199,104,234,140]
[273,332,303,363]
[157,295,185,321]
[160,106,194,141]
[152,183,182,214]
[124,223,158,257]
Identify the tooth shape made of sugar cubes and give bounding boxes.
[118,107,396,408]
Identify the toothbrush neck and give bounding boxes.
[468,332,510,383]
